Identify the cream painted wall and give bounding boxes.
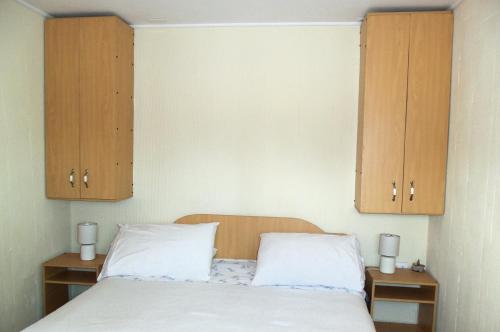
[0,1,71,331]
[427,0,500,331]
[70,26,429,268]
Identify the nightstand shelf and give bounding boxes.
[365,268,438,332]
[45,270,98,286]
[374,285,435,303]
[374,322,430,332]
[43,253,106,315]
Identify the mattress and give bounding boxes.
[25,260,375,332]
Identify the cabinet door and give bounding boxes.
[355,14,410,213]
[402,13,453,215]
[79,18,119,199]
[45,19,81,199]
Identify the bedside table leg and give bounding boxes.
[418,303,435,332]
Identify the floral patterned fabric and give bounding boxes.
[209,259,256,286]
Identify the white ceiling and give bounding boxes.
[19,0,457,27]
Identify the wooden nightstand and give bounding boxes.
[365,268,438,332]
[43,253,106,315]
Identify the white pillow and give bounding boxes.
[98,223,219,281]
[251,233,365,292]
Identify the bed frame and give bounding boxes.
[175,214,326,260]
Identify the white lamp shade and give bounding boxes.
[378,233,400,257]
[78,222,97,245]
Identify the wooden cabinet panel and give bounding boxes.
[355,14,410,213]
[354,17,368,212]
[402,13,453,215]
[114,20,134,198]
[79,18,120,199]
[45,19,81,199]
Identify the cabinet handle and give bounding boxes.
[83,169,89,188]
[69,169,75,188]
[392,181,397,202]
[409,181,415,201]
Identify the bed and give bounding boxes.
[25,214,376,332]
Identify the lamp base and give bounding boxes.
[80,244,96,261]
[380,256,396,274]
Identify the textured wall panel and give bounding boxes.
[427,0,500,331]
[0,1,71,330]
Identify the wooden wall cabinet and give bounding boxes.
[45,16,134,201]
[355,12,453,215]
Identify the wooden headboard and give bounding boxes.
[175,214,325,259]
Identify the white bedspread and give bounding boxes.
[25,278,375,332]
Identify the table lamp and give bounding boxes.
[379,233,400,274]
[78,222,97,261]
